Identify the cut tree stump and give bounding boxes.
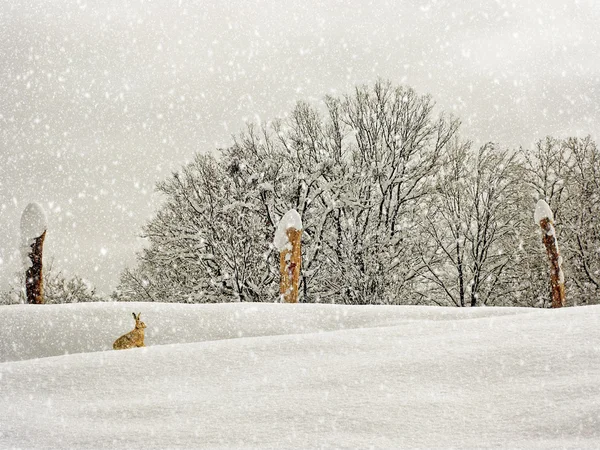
[279,227,302,303]
[533,197,566,309]
[539,217,566,308]
[25,230,46,304]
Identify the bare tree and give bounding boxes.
[521,136,600,306]
[116,154,275,303]
[324,81,459,304]
[521,137,571,226]
[562,137,600,304]
[422,141,525,306]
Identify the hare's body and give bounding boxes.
[113,313,146,350]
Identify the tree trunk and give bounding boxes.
[279,227,302,303]
[539,218,566,308]
[470,289,478,307]
[25,230,46,304]
[470,267,480,307]
[456,242,465,307]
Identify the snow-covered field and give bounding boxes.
[1,302,599,448]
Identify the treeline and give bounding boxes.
[112,80,599,307]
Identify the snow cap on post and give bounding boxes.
[534,199,554,225]
[20,202,47,267]
[274,209,303,251]
[20,202,47,241]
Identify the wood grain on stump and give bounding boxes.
[279,227,302,303]
[539,218,565,308]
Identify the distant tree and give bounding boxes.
[115,82,598,308]
[321,83,459,304]
[521,137,571,222]
[561,137,600,304]
[421,140,526,306]
[115,154,276,303]
[521,136,600,306]
[517,139,570,307]
[116,81,459,304]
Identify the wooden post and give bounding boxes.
[274,209,303,303]
[535,200,565,308]
[25,230,46,304]
[279,227,302,303]
[20,202,48,305]
[539,218,565,308]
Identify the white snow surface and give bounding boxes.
[534,199,554,224]
[1,302,600,449]
[273,209,303,251]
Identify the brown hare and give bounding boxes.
[113,312,146,350]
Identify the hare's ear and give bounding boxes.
[132,312,137,320]
[138,312,142,320]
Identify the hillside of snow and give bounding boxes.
[1,302,600,448]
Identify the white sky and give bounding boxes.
[1,0,599,294]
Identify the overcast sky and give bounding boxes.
[1,0,599,295]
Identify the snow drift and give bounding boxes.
[1,302,599,448]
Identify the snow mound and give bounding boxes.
[1,302,600,449]
[273,209,303,251]
[534,199,554,224]
[0,302,524,363]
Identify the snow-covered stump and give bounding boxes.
[274,210,303,303]
[534,200,565,308]
[20,203,48,305]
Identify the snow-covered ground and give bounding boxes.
[1,302,599,448]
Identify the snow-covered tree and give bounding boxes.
[115,81,597,308]
[421,140,526,306]
[320,82,459,304]
[561,137,600,304]
[115,153,276,303]
[521,137,572,223]
[520,136,600,306]
[116,81,459,304]
[231,82,459,304]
